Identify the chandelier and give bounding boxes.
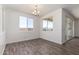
[32,4,40,16]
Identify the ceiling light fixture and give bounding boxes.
[32,4,40,16]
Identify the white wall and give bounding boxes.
[40,8,62,44]
[0,5,6,54]
[5,9,40,44]
[4,8,76,45]
[40,8,75,44]
[74,19,79,37]
[0,32,6,54]
[62,9,75,43]
[0,6,2,33]
[5,8,64,44]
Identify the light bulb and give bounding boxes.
[32,4,40,16]
[37,11,40,14]
[32,12,35,14]
[34,10,36,12]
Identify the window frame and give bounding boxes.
[19,16,34,31]
[42,18,53,31]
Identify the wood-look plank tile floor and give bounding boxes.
[3,38,79,55]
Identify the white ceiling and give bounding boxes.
[3,4,79,18]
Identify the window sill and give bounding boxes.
[19,28,33,32]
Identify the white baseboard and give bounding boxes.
[6,37,40,44]
[40,37,63,45]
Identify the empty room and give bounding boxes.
[0,4,79,55]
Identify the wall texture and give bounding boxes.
[74,19,79,37]
[62,9,75,43]
[0,6,6,55]
[4,8,76,45]
[40,9,62,44]
[40,8,75,44]
[5,9,40,44]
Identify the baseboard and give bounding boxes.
[6,38,40,45]
[74,36,79,38]
[40,37,63,45]
[62,37,75,45]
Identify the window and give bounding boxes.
[27,18,33,31]
[19,16,33,31]
[19,16,27,28]
[43,18,53,31]
[48,21,53,31]
[43,20,48,31]
[28,18,33,28]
